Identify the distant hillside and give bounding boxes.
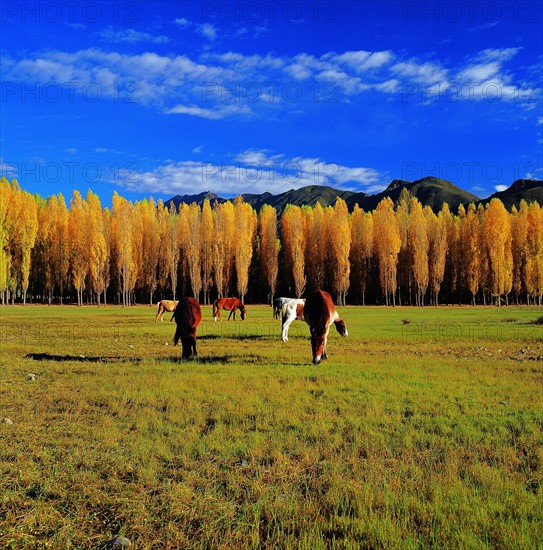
[244,185,358,214]
[166,185,358,217]
[346,177,479,212]
[476,179,543,210]
[165,177,542,215]
[166,191,224,209]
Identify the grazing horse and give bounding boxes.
[274,297,296,319]
[280,299,305,341]
[173,297,202,359]
[155,299,178,322]
[303,290,348,364]
[212,297,246,321]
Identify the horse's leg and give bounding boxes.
[228,308,234,321]
[322,325,331,360]
[281,315,292,342]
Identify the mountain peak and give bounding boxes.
[509,179,542,192]
[385,179,410,192]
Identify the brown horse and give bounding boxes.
[173,297,202,358]
[303,290,347,364]
[212,297,246,321]
[155,300,178,322]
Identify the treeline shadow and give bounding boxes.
[25,353,142,364]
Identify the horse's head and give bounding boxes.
[239,303,246,320]
[311,331,326,365]
[334,319,348,337]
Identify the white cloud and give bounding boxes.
[117,150,383,196]
[457,62,500,82]
[332,50,394,72]
[453,48,539,103]
[391,60,448,85]
[66,22,86,30]
[95,147,122,154]
[476,48,520,63]
[97,27,171,44]
[284,63,312,80]
[165,103,252,119]
[199,23,217,40]
[494,185,508,192]
[316,69,365,94]
[373,79,400,93]
[3,45,539,118]
[235,149,285,166]
[174,18,217,40]
[174,18,191,28]
[466,21,500,32]
[64,148,77,154]
[0,158,18,178]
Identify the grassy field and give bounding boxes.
[0,304,542,549]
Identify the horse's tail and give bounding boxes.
[155,301,162,322]
[173,324,181,347]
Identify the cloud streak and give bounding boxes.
[115,150,384,197]
[2,46,539,119]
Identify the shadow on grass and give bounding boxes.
[158,355,232,364]
[199,334,277,341]
[159,353,272,365]
[25,353,141,364]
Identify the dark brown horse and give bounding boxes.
[303,290,347,364]
[212,297,246,321]
[173,297,202,358]
[156,299,178,322]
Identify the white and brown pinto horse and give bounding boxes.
[173,297,202,359]
[274,297,296,319]
[280,299,305,341]
[212,297,246,321]
[155,300,178,322]
[303,290,348,364]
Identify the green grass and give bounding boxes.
[1,305,542,549]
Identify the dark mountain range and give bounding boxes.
[165,177,542,216]
[475,179,543,210]
[166,185,358,215]
[345,176,479,212]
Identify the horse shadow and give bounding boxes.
[25,353,142,364]
[157,355,232,364]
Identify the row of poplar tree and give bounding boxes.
[1,177,542,306]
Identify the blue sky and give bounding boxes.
[1,0,542,206]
